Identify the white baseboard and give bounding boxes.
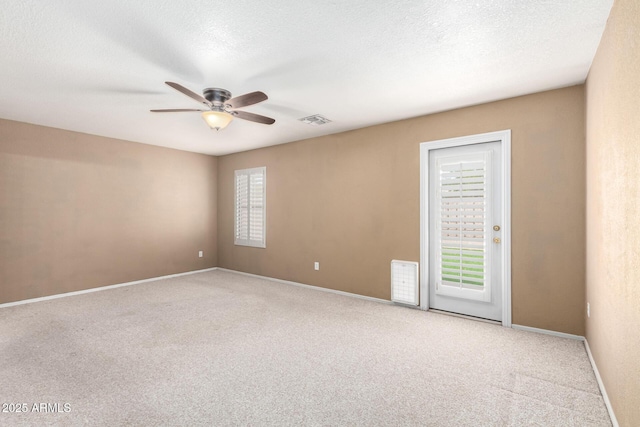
[584,339,619,427]
[511,324,585,341]
[216,268,393,305]
[0,267,219,309]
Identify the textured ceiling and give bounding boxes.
[0,1,613,155]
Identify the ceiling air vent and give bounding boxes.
[299,114,332,125]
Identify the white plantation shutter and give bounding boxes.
[249,172,265,242]
[435,152,492,302]
[235,167,266,247]
[235,173,249,241]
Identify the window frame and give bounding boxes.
[234,166,266,248]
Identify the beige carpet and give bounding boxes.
[0,270,611,426]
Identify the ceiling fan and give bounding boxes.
[151,81,275,130]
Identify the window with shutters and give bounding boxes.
[234,167,266,248]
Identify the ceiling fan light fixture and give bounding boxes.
[202,111,233,130]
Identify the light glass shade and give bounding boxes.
[202,111,233,130]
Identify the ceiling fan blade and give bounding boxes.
[227,91,268,109]
[165,81,211,107]
[150,109,205,112]
[233,110,275,125]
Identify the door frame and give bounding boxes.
[419,130,512,327]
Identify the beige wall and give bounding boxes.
[586,0,640,425]
[0,119,218,304]
[218,86,586,335]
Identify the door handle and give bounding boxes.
[493,238,501,244]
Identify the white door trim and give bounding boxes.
[420,130,512,327]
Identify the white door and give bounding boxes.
[428,141,503,321]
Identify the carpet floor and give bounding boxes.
[0,270,611,426]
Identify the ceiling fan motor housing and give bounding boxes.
[203,88,232,107]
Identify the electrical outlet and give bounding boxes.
[199,251,203,258]
[587,302,590,318]
[314,262,319,271]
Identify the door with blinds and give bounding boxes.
[429,141,502,321]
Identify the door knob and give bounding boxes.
[493,237,501,244]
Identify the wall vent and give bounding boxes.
[391,260,419,306]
